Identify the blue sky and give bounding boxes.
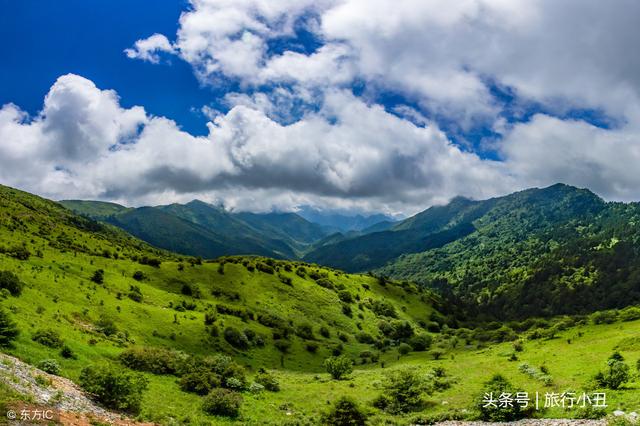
[0,0,215,136]
[1,1,639,214]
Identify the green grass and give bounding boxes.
[2,184,640,424]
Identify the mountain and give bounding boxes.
[61,199,330,259]
[0,183,450,424]
[306,184,640,319]
[4,183,640,424]
[296,206,397,232]
[303,195,495,272]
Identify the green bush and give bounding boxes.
[324,355,353,380]
[370,299,397,318]
[60,345,76,359]
[322,396,368,426]
[119,346,183,375]
[398,342,412,355]
[32,329,63,348]
[296,323,314,340]
[594,353,630,390]
[620,307,640,322]
[355,331,375,344]
[0,271,24,296]
[255,370,280,392]
[128,285,143,302]
[319,326,331,338]
[477,374,529,421]
[202,389,242,418]
[373,368,426,414]
[0,307,19,347]
[79,365,148,413]
[96,315,118,336]
[338,290,353,303]
[90,269,104,284]
[37,359,61,375]
[223,327,250,350]
[409,334,432,351]
[179,371,221,395]
[132,271,145,281]
[591,310,618,325]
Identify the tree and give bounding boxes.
[323,396,368,426]
[594,353,630,390]
[0,308,19,347]
[202,389,242,418]
[477,374,529,421]
[324,355,353,380]
[373,368,427,414]
[0,271,24,296]
[91,269,104,284]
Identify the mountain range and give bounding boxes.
[60,199,394,260]
[64,183,640,320]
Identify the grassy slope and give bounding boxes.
[2,185,640,424]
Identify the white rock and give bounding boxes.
[613,410,625,416]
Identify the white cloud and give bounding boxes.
[130,0,640,127]
[0,74,513,214]
[124,33,176,63]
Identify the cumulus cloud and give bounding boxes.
[0,74,515,213]
[124,33,176,63]
[6,1,640,213]
[130,0,640,126]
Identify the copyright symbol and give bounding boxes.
[6,410,16,420]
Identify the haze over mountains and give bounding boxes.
[60,199,396,260]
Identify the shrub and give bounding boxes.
[0,307,19,347]
[95,315,118,336]
[128,285,143,303]
[0,271,24,296]
[341,304,353,317]
[132,271,145,281]
[594,353,630,390]
[90,269,104,284]
[338,291,354,303]
[316,278,334,290]
[119,346,183,375]
[306,342,319,353]
[296,323,315,340]
[256,262,275,274]
[430,349,445,360]
[37,359,61,375]
[255,371,280,392]
[79,365,148,413]
[409,334,432,351]
[139,257,161,268]
[373,368,426,414]
[6,245,30,260]
[204,310,217,326]
[319,326,331,338]
[274,339,291,354]
[398,342,412,355]
[60,345,76,359]
[179,371,221,395]
[477,374,529,421]
[591,310,618,325]
[355,331,375,344]
[323,396,368,426]
[223,327,250,350]
[32,329,63,348]
[370,299,397,318]
[202,389,242,418]
[324,356,353,380]
[249,382,264,393]
[620,307,640,322]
